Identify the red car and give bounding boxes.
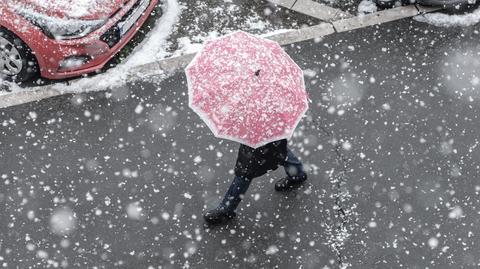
[0,0,159,82]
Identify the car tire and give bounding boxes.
[0,28,39,83]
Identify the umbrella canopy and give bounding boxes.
[185,31,308,148]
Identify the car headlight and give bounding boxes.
[18,9,106,40]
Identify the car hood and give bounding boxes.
[9,0,131,20]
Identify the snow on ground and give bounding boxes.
[169,2,291,59]
[123,0,181,67]
[0,80,19,94]
[171,29,292,58]
[357,0,378,15]
[415,6,480,27]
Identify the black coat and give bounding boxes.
[234,139,287,179]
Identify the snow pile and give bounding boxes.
[50,207,77,236]
[0,79,23,94]
[358,0,377,15]
[124,0,181,66]
[415,7,480,27]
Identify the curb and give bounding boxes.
[0,4,441,109]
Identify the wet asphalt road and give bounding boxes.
[1,18,480,268]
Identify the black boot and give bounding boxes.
[275,174,307,192]
[204,176,251,225]
[203,207,236,224]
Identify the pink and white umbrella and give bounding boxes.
[185,31,308,148]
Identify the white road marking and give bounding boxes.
[268,0,297,8]
[333,5,418,32]
[290,0,353,21]
[0,4,442,109]
[265,22,336,44]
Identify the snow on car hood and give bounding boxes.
[8,0,131,20]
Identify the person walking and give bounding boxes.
[185,31,310,225]
[203,139,307,224]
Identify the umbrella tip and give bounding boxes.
[255,69,261,76]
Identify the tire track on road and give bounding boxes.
[316,123,358,268]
